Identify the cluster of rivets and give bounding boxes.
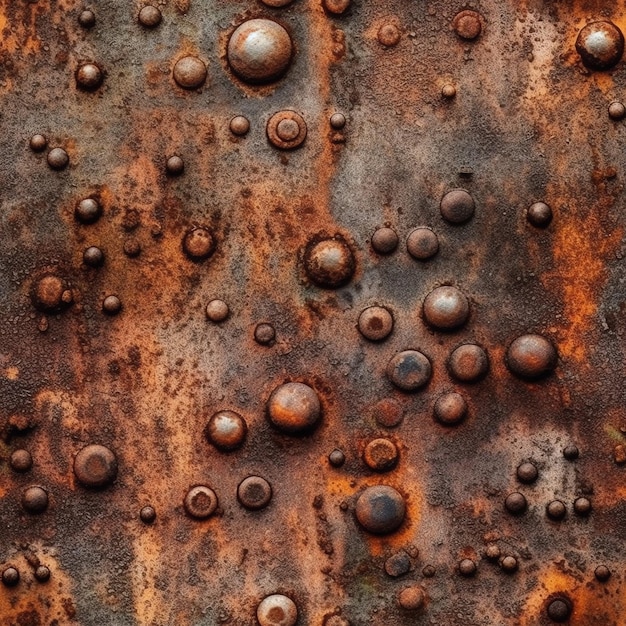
[267,111,307,150]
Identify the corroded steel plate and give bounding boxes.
[1,1,625,625]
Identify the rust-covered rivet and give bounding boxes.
[500,556,518,573]
[452,10,482,40]
[373,397,403,428]
[47,147,69,170]
[29,134,47,152]
[440,189,475,224]
[83,246,104,267]
[363,438,398,472]
[423,286,470,330]
[184,485,218,519]
[227,19,293,84]
[261,0,294,6]
[563,444,579,460]
[123,238,141,257]
[323,0,350,15]
[386,350,432,391]
[237,476,272,510]
[516,462,538,484]
[206,299,229,322]
[485,544,501,560]
[385,550,411,577]
[230,115,250,136]
[330,112,346,129]
[304,236,355,287]
[267,111,307,149]
[422,565,435,577]
[34,565,50,582]
[205,410,247,451]
[576,21,624,71]
[324,617,349,626]
[398,586,424,610]
[32,275,67,312]
[267,382,321,434]
[329,449,345,467]
[504,492,527,515]
[442,83,457,98]
[2,567,19,587]
[10,449,33,473]
[255,323,276,346]
[407,227,439,260]
[458,558,477,577]
[371,227,399,254]
[527,202,553,228]
[166,155,184,176]
[608,101,626,121]
[140,505,157,524]
[614,444,626,465]
[102,295,122,315]
[448,344,489,382]
[355,485,406,534]
[75,198,102,224]
[78,9,96,28]
[138,5,162,28]
[173,56,207,89]
[183,227,215,261]
[547,598,572,622]
[76,63,103,90]
[358,306,393,341]
[594,565,611,582]
[73,444,118,488]
[257,594,298,626]
[573,497,592,516]
[433,392,467,426]
[506,334,557,379]
[21,486,48,514]
[378,23,401,47]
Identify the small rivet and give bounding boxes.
[76,63,103,90]
[206,299,229,322]
[138,5,162,28]
[183,485,218,519]
[229,115,250,136]
[140,506,157,524]
[47,148,69,170]
[102,295,122,315]
[173,56,207,90]
[237,476,272,510]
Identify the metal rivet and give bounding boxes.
[140,506,156,524]
[447,344,489,382]
[2,567,19,587]
[261,0,294,6]
[304,236,355,288]
[614,444,626,465]
[386,350,432,391]
[329,449,345,467]
[358,306,393,341]
[78,9,96,28]
[204,410,247,451]
[527,202,553,228]
[594,565,611,582]
[576,21,624,71]
[547,598,572,622]
[433,392,467,426]
[182,227,215,261]
[257,594,298,626]
[21,486,49,514]
[32,275,69,312]
[227,19,293,84]
[608,101,626,121]
[355,485,406,534]
[173,56,207,90]
[504,492,527,515]
[423,285,470,330]
[324,617,349,626]
[10,449,33,473]
[322,0,351,15]
[440,189,475,224]
[330,112,346,129]
[500,556,518,573]
[563,444,579,460]
[206,299,229,322]
[237,476,272,510]
[407,227,439,260]
[371,227,399,254]
[183,485,218,519]
[373,397,404,428]
[34,565,50,583]
[267,382,321,434]
[385,551,411,577]
[442,83,456,98]
[123,238,141,257]
[378,24,401,47]
[29,134,47,152]
[73,444,118,488]
[255,323,276,345]
[363,438,398,472]
[229,115,250,136]
[506,334,557,379]
[573,497,592,516]
[516,462,538,484]
[398,586,424,610]
[47,147,69,170]
[485,544,501,560]
[458,558,477,577]
[102,295,122,315]
[138,5,162,28]
[75,198,102,224]
[76,63,103,90]
[83,246,104,267]
[267,111,307,150]
[166,155,184,175]
[452,10,482,40]
[422,565,435,577]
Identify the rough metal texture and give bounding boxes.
[0,1,625,625]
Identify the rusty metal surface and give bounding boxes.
[1,0,626,624]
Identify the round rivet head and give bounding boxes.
[323,0,350,14]
[517,462,538,484]
[173,56,207,89]
[563,444,579,460]
[2,567,19,587]
[422,565,435,577]
[76,63,103,90]
[32,275,68,312]
[373,397,404,428]
[442,83,457,98]
[448,344,489,382]
[386,350,432,391]
[371,227,399,254]
[407,227,439,260]
[355,485,406,534]
[433,392,467,425]
[267,382,321,434]
[378,23,401,47]
[304,236,355,288]
[21,486,48,514]
[594,565,611,582]
[261,0,293,6]
[576,21,624,70]
[78,10,96,28]
[123,238,141,257]
[330,112,346,129]
[267,111,307,149]
[458,559,476,577]
[257,594,298,626]
[206,299,229,322]
[485,544,501,560]
[237,476,272,510]
[183,227,215,260]
[75,198,102,224]
[385,551,411,577]
[358,306,393,341]
[440,189,475,224]
[83,246,104,267]
[34,566,50,582]
[10,449,33,473]
[47,147,69,170]
[73,444,118,488]
[227,19,293,84]
[546,502,566,523]
[547,598,572,622]
[398,586,424,610]
[329,449,345,467]
[453,10,482,40]
[500,556,518,573]
[138,5,162,28]
[506,334,557,379]
[608,101,626,121]
[102,295,122,315]
[184,485,218,519]
[140,506,156,524]
[205,410,247,451]
[363,438,398,472]
[166,155,184,175]
[255,323,276,345]
[423,286,470,330]
[573,497,592,516]
[230,115,250,136]
[30,134,47,152]
[527,201,553,227]
[505,492,527,515]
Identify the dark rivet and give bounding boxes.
[29,134,47,152]
[257,594,298,626]
[506,334,557,379]
[423,285,470,330]
[386,350,432,391]
[358,306,393,341]
[173,56,207,89]
[500,556,518,573]
[563,444,579,460]
[440,189,475,224]
[608,101,626,121]
[227,19,293,84]
[452,10,482,40]
[47,147,69,170]
[594,565,611,582]
[458,558,477,577]
[21,486,49,514]
[76,63,103,90]
[371,227,399,254]
[102,295,122,315]
[237,476,272,510]
[329,449,345,467]
[138,5,162,28]
[363,438,398,472]
[573,497,592,516]
[406,227,439,260]
[267,110,307,149]
[485,544,501,560]
[34,565,50,583]
[433,392,467,426]
[73,444,118,488]
[267,382,321,434]
[140,506,157,524]
[373,397,404,428]
[398,586,424,610]
[123,238,141,257]
[166,155,184,175]
[355,485,406,534]
[78,9,96,28]
[32,275,68,312]
[517,462,538,484]
[75,198,102,224]
[204,410,247,451]
[527,202,553,227]
[206,299,229,322]
[254,323,276,345]
[182,227,215,260]
[322,0,350,15]
[304,236,355,288]
[422,564,435,577]
[504,492,527,515]
[83,246,104,267]
[183,485,218,519]
[448,344,489,382]
[10,449,33,473]
[229,115,250,136]
[330,112,346,129]
[576,21,624,71]
[547,598,572,622]
[442,83,457,98]
[385,551,411,577]
[2,567,19,587]
[261,0,294,7]
[378,23,401,47]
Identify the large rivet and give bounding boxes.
[504,492,527,515]
[10,449,33,473]
[547,598,572,622]
[75,198,102,224]
[363,438,398,472]
[573,497,592,516]
[76,63,103,90]
[47,148,69,170]
[546,500,567,521]
[2,567,19,587]
[102,295,122,315]
[458,558,477,577]
[323,0,350,15]
[32,275,69,312]
[329,449,346,467]
[452,10,482,40]
[433,392,467,425]
[166,155,184,176]
[440,189,475,224]
[183,227,215,260]
[371,227,398,254]
[330,112,346,129]
[594,565,611,582]
[407,227,439,260]
[204,410,247,451]
[386,350,432,391]
[398,586,424,610]
[576,21,624,71]
[257,594,298,626]
[237,476,272,510]
[516,462,538,484]
[563,444,579,460]
[184,485,218,519]
[34,566,50,583]
[73,444,118,488]
[206,299,229,322]
[304,236,355,288]
[21,486,49,514]
[423,286,470,330]
[78,9,96,28]
[267,111,307,149]
[506,334,557,379]
[355,485,406,534]
[358,306,393,341]
[500,556,518,573]
[267,382,321,434]
[138,5,162,28]
[173,56,207,89]
[255,323,276,346]
[373,398,404,428]
[83,246,104,267]
[608,101,626,121]
[527,201,553,227]
[378,23,401,47]
[30,134,47,152]
[140,506,157,524]
[447,344,489,382]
